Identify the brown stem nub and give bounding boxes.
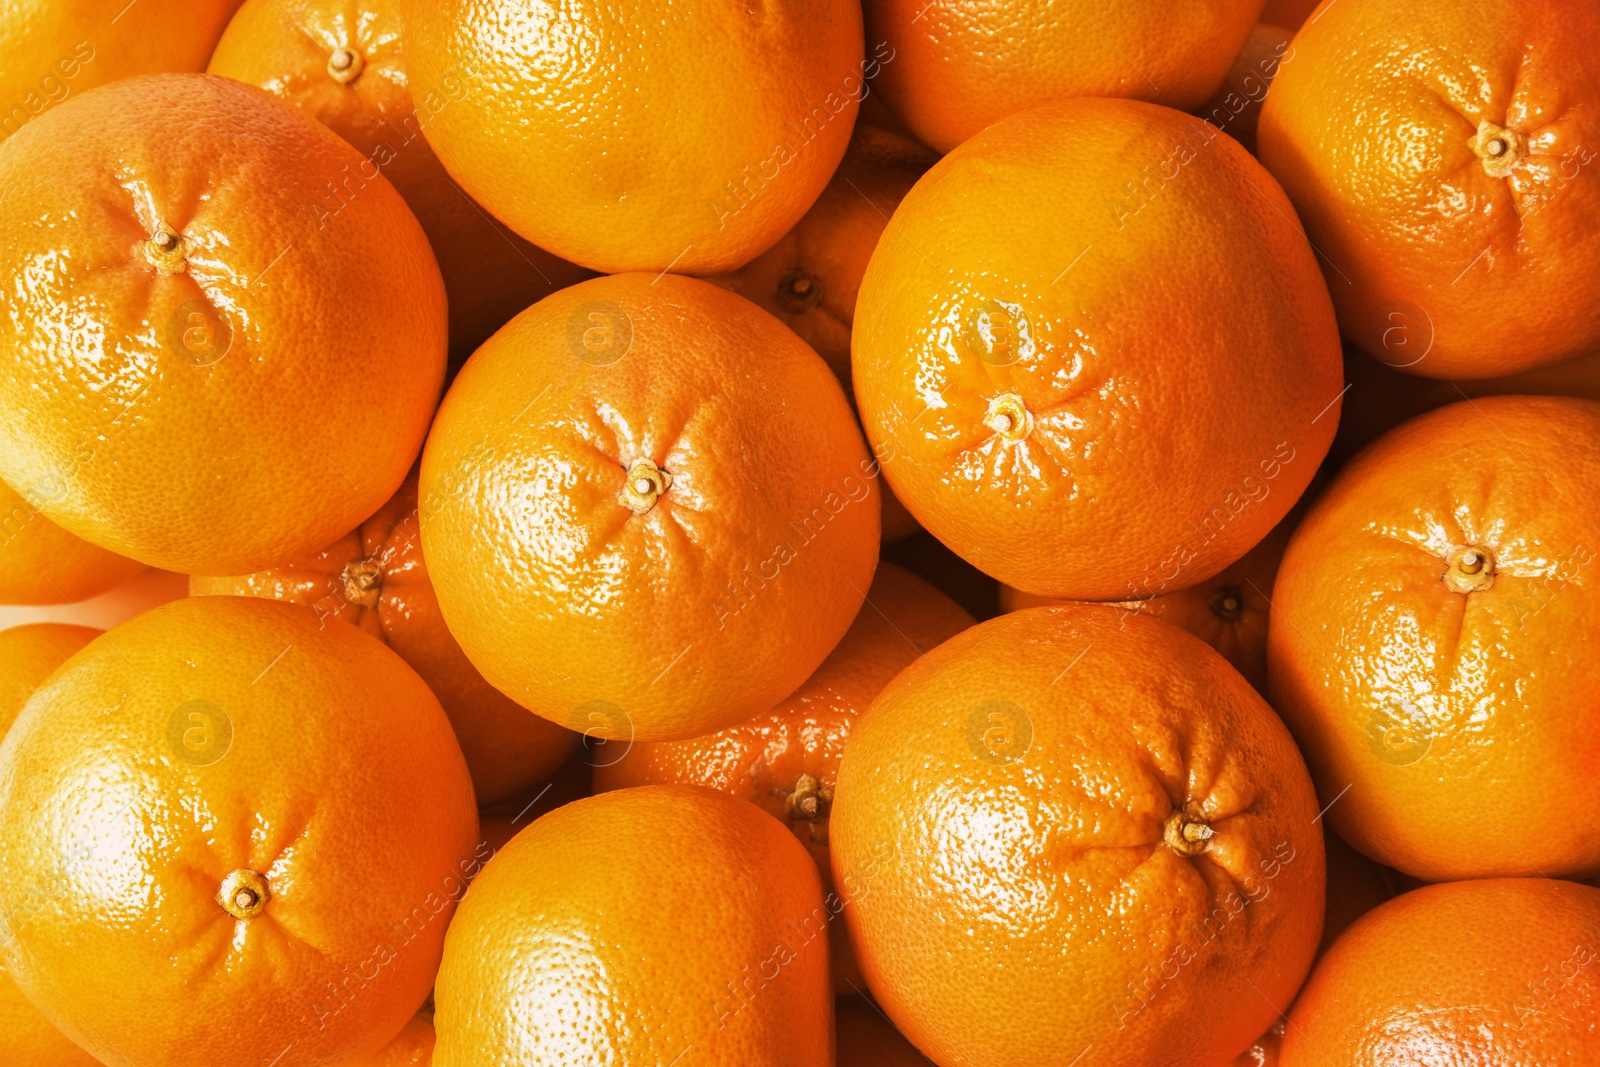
[985,394,1033,442]
[1470,120,1523,177]
[776,270,825,313]
[145,225,187,274]
[341,558,384,609]
[1208,586,1244,623]
[217,868,271,920]
[1162,809,1214,857]
[327,47,365,85]
[1443,544,1496,594]
[618,458,671,514]
[784,773,832,823]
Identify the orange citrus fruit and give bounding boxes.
[1257,0,1600,378]
[0,623,102,1067]
[0,596,479,1066]
[838,996,933,1066]
[478,749,594,856]
[1001,512,1295,691]
[0,0,242,144]
[0,479,141,604]
[1331,344,1600,470]
[1320,830,1396,955]
[400,0,865,274]
[207,0,590,365]
[1197,22,1295,154]
[192,469,576,805]
[853,98,1342,601]
[350,1011,434,1067]
[1282,879,1600,1064]
[1269,396,1600,881]
[0,623,97,727]
[864,0,1266,152]
[1231,1019,1285,1067]
[594,562,974,988]
[830,604,1326,1067]
[420,273,880,742]
[1260,0,1320,29]
[432,785,831,1065]
[0,73,445,575]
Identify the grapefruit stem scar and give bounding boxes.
[145,225,186,273]
[784,773,832,822]
[341,558,384,607]
[327,47,364,85]
[1443,544,1495,594]
[1470,120,1522,177]
[985,394,1032,441]
[217,868,271,920]
[619,458,671,514]
[1162,810,1215,857]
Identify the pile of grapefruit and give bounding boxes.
[1,1,1597,1064]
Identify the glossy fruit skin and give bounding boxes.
[1257,0,1600,379]
[421,273,880,742]
[0,624,102,1067]
[1197,22,1295,155]
[0,73,446,576]
[192,470,576,805]
[1269,396,1600,882]
[0,479,143,604]
[831,605,1326,1067]
[0,624,98,729]
[433,785,832,1066]
[208,0,591,365]
[400,0,864,275]
[594,562,975,990]
[1002,514,1293,691]
[1282,879,1600,1065]
[0,597,480,1067]
[837,996,933,1067]
[853,99,1341,601]
[0,0,241,144]
[705,125,939,391]
[864,0,1266,152]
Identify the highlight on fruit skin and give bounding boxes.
[1256,0,1600,379]
[419,272,881,743]
[1268,395,1600,882]
[851,97,1342,602]
[0,479,143,605]
[829,604,1326,1067]
[0,596,479,1067]
[0,72,447,577]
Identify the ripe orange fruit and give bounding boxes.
[420,273,880,742]
[432,785,832,1064]
[831,605,1325,1067]
[1269,396,1600,881]
[0,73,445,576]
[0,0,241,143]
[1231,1020,1284,1067]
[350,1011,434,1067]
[864,0,1265,152]
[853,99,1342,601]
[400,0,865,274]
[1331,344,1600,470]
[207,0,590,365]
[1282,879,1600,1064]
[0,623,97,727]
[594,562,974,987]
[1320,831,1396,955]
[838,997,933,1066]
[1257,0,1600,379]
[1197,22,1295,154]
[192,470,575,805]
[1001,513,1294,691]
[0,596,479,1066]
[0,479,142,604]
[0,626,101,1067]
[478,749,594,855]
[706,125,938,390]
